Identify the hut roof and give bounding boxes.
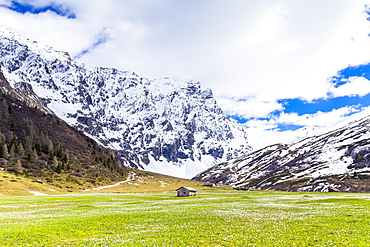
[176,186,197,192]
[329,186,340,192]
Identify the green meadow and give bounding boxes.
[0,190,369,246]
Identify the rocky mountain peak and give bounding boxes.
[0,26,251,178]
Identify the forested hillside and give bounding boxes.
[0,71,129,190]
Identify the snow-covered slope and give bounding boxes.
[0,26,251,178]
[193,114,370,192]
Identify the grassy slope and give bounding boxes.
[0,168,222,196]
[85,169,225,193]
[0,169,65,196]
[0,190,368,246]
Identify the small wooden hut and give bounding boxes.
[176,186,197,197]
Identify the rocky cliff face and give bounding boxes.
[193,114,370,192]
[0,26,251,178]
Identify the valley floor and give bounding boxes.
[0,190,369,246]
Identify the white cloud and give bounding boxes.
[0,7,96,55]
[329,77,370,98]
[1,0,370,132]
[243,106,360,134]
[244,105,362,149]
[275,106,360,127]
[205,0,370,101]
[217,96,283,119]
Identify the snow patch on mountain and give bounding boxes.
[194,114,370,192]
[0,25,251,179]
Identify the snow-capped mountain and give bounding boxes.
[193,113,370,192]
[0,26,251,178]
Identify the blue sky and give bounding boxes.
[1,0,370,146]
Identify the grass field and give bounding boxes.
[0,190,369,246]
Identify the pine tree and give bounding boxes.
[0,132,5,143]
[18,143,25,156]
[27,153,32,162]
[52,156,59,169]
[35,143,41,155]
[27,122,37,141]
[5,131,14,144]
[62,153,69,164]
[9,145,15,158]
[23,136,33,154]
[56,163,62,173]
[14,159,22,173]
[32,148,38,160]
[56,145,64,158]
[2,144,8,157]
[42,144,50,154]
[0,144,4,158]
[10,137,17,149]
[47,139,54,154]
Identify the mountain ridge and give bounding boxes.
[193,113,370,192]
[0,25,251,179]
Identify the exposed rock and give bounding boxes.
[0,26,251,178]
